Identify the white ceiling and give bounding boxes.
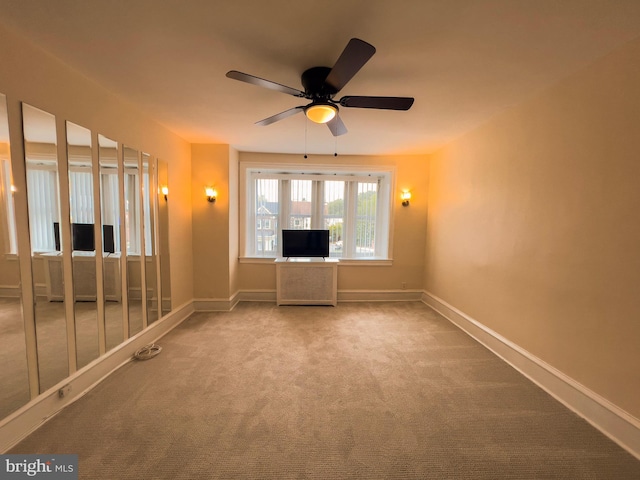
[1,0,639,156]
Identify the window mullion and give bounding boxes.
[343,181,356,258]
[247,173,257,256]
[374,177,386,257]
[311,180,323,229]
[279,179,290,256]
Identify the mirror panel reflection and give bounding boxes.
[98,135,124,350]
[23,103,69,392]
[142,154,158,324]
[0,93,30,418]
[66,122,100,369]
[0,99,174,424]
[157,160,171,316]
[123,146,143,335]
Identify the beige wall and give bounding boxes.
[236,152,429,295]
[191,144,233,299]
[0,23,193,307]
[425,38,640,418]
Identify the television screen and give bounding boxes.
[72,223,95,252]
[53,222,116,253]
[282,229,330,258]
[102,225,115,254]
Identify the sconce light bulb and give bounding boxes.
[206,187,217,203]
[401,191,411,207]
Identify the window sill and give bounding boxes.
[239,257,392,266]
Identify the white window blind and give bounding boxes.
[21,162,151,255]
[100,171,121,253]
[69,170,94,224]
[26,167,59,252]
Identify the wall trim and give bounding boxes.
[422,291,640,460]
[193,289,424,311]
[0,285,21,298]
[339,289,423,302]
[192,291,241,312]
[0,300,194,453]
[236,290,276,303]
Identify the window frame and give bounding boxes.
[240,162,395,264]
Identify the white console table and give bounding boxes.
[275,258,338,306]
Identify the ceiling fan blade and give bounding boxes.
[226,70,305,97]
[326,115,348,137]
[324,38,376,93]
[255,107,304,126]
[339,96,414,110]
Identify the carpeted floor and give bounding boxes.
[0,297,144,419]
[10,302,640,479]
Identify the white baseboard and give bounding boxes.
[192,289,424,311]
[0,300,194,453]
[0,284,20,298]
[236,290,276,303]
[192,292,241,312]
[338,289,423,302]
[422,291,640,460]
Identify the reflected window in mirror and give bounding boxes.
[23,102,70,392]
[26,162,59,253]
[98,135,124,351]
[123,153,151,256]
[67,121,100,369]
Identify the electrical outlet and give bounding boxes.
[58,384,71,398]
[402,282,407,290]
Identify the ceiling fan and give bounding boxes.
[226,38,414,137]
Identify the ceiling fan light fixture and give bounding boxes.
[305,103,337,124]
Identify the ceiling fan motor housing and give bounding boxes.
[301,66,337,99]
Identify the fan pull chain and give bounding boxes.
[304,117,308,159]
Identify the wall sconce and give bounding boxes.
[401,190,411,207]
[205,187,217,203]
[161,185,169,201]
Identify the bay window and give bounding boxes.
[243,164,393,260]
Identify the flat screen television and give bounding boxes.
[282,229,330,258]
[54,222,115,253]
